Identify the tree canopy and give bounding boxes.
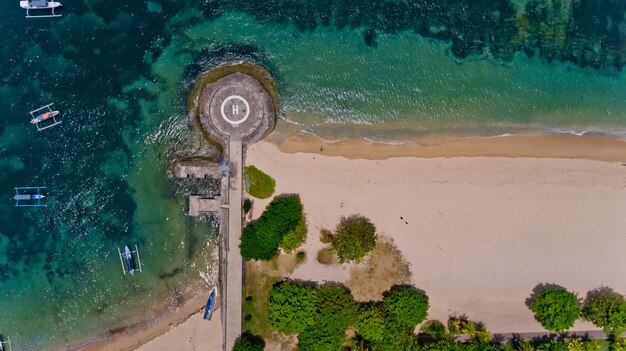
[355,303,387,343]
[384,287,430,328]
[581,289,626,337]
[528,286,580,332]
[240,194,304,260]
[231,331,265,351]
[331,214,377,263]
[268,281,318,334]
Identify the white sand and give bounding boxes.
[247,141,626,333]
[135,309,222,351]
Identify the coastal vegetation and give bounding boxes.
[244,165,275,199]
[242,252,305,339]
[268,281,424,351]
[581,288,626,339]
[243,198,252,214]
[280,215,307,253]
[331,215,377,263]
[242,279,626,350]
[527,285,580,332]
[232,331,265,351]
[239,194,305,260]
[384,287,429,329]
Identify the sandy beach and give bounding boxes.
[78,296,222,351]
[246,136,626,334]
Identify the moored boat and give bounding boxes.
[203,286,217,320]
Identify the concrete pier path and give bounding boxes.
[224,139,243,351]
[193,69,275,351]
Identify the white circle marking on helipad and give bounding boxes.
[220,95,250,126]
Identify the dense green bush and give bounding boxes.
[268,281,318,334]
[384,287,430,328]
[582,289,626,338]
[379,316,417,351]
[528,286,579,332]
[280,215,307,253]
[448,316,492,343]
[331,214,377,263]
[355,303,387,343]
[245,165,276,199]
[240,194,303,260]
[420,320,447,339]
[319,228,333,243]
[242,198,252,214]
[231,331,265,351]
[264,281,616,351]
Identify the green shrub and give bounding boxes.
[316,247,335,265]
[245,165,275,199]
[448,316,492,343]
[240,194,303,260]
[331,215,377,263]
[296,251,306,261]
[581,288,626,338]
[268,281,318,334]
[280,215,307,253]
[355,303,386,343]
[528,286,579,332]
[298,285,358,351]
[384,287,429,328]
[243,198,252,214]
[231,331,265,351]
[319,228,333,243]
[420,320,447,339]
[378,316,417,351]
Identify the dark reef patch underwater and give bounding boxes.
[1,0,626,349]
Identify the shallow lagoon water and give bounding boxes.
[1,0,626,349]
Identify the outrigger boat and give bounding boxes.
[203,286,217,320]
[0,336,11,351]
[28,103,61,131]
[117,244,142,275]
[14,187,47,207]
[20,0,62,18]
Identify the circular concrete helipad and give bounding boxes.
[198,72,274,143]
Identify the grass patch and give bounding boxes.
[316,247,335,265]
[245,165,276,199]
[243,253,304,339]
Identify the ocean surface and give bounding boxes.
[1,0,626,349]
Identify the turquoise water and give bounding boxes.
[1,0,626,349]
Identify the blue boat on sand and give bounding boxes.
[203,287,217,320]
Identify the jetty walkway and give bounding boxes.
[194,70,275,350]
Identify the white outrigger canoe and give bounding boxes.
[20,0,62,18]
[28,103,62,131]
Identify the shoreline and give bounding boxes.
[267,125,626,161]
[59,127,626,350]
[74,294,220,351]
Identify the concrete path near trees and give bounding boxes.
[193,68,275,351]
